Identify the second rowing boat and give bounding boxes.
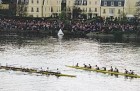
[66,65,140,78]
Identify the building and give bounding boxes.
[100,0,125,18]
[100,0,139,18]
[17,0,44,17]
[17,0,62,17]
[49,0,62,17]
[16,0,139,18]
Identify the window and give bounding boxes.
[69,8,71,11]
[18,0,21,4]
[57,8,59,12]
[103,9,106,13]
[95,8,97,12]
[118,2,122,6]
[24,7,27,12]
[111,2,114,6]
[78,1,80,5]
[83,0,87,5]
[104,2,107,6]
[51,7,53,12]
[118,9,121,14]
[95,1,97,5]
[89,8,91,12]
[43,0,45,5]
[89,1,91,5]
[25,0,29,4]
[37,0,39,4]
[31,7,34,12]
[32,0,33,3]
[83,8,85,12]
[109,8,115,14]
[37,8,39,12]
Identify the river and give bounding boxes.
[0,35,140,91]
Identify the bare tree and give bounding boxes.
[16,0,27,17]
[136,1,140,17]
[72,6,82,19]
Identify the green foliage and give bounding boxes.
[72,6,82,19]
[136,1,140,17]
[59,11,66,20]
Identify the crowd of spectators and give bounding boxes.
[0,17,139,34]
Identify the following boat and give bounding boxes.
[66,65,140,78]
[0,65,76,77]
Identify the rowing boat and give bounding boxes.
[66,65,140,78]
[0,66,76,78]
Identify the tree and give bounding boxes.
[16,1,27,17]
[72,6,82,19]
[136,1,140,17]
[119,11,126,19]
[1,0,11,4]
[59,10,66,20]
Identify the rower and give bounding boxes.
[45,67,49,72]
[129,70,134,75]
[102,67,106,71]
[124,69,128,74]
[95,65,99,70]
[109,66,113,72]
[76,63,79,67]
[37,68,40,72]
[114,68,119,72]
[88,64,92,69]
[40,67,43,72]
[83,64,87,68]
[57,68,61,74]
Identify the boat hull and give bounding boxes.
[0,66,76,78]
[66,65,140,78]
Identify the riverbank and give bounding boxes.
[0,29,140,43]
[86,32,140,42]
[0,29,87,38]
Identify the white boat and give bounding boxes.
[58,29,64,36]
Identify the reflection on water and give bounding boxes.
[0,36,140,91]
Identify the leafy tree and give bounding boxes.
[59,10,66,20]
[17,5,27,17]
[72,6,82,19]
[136,1,140,17]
